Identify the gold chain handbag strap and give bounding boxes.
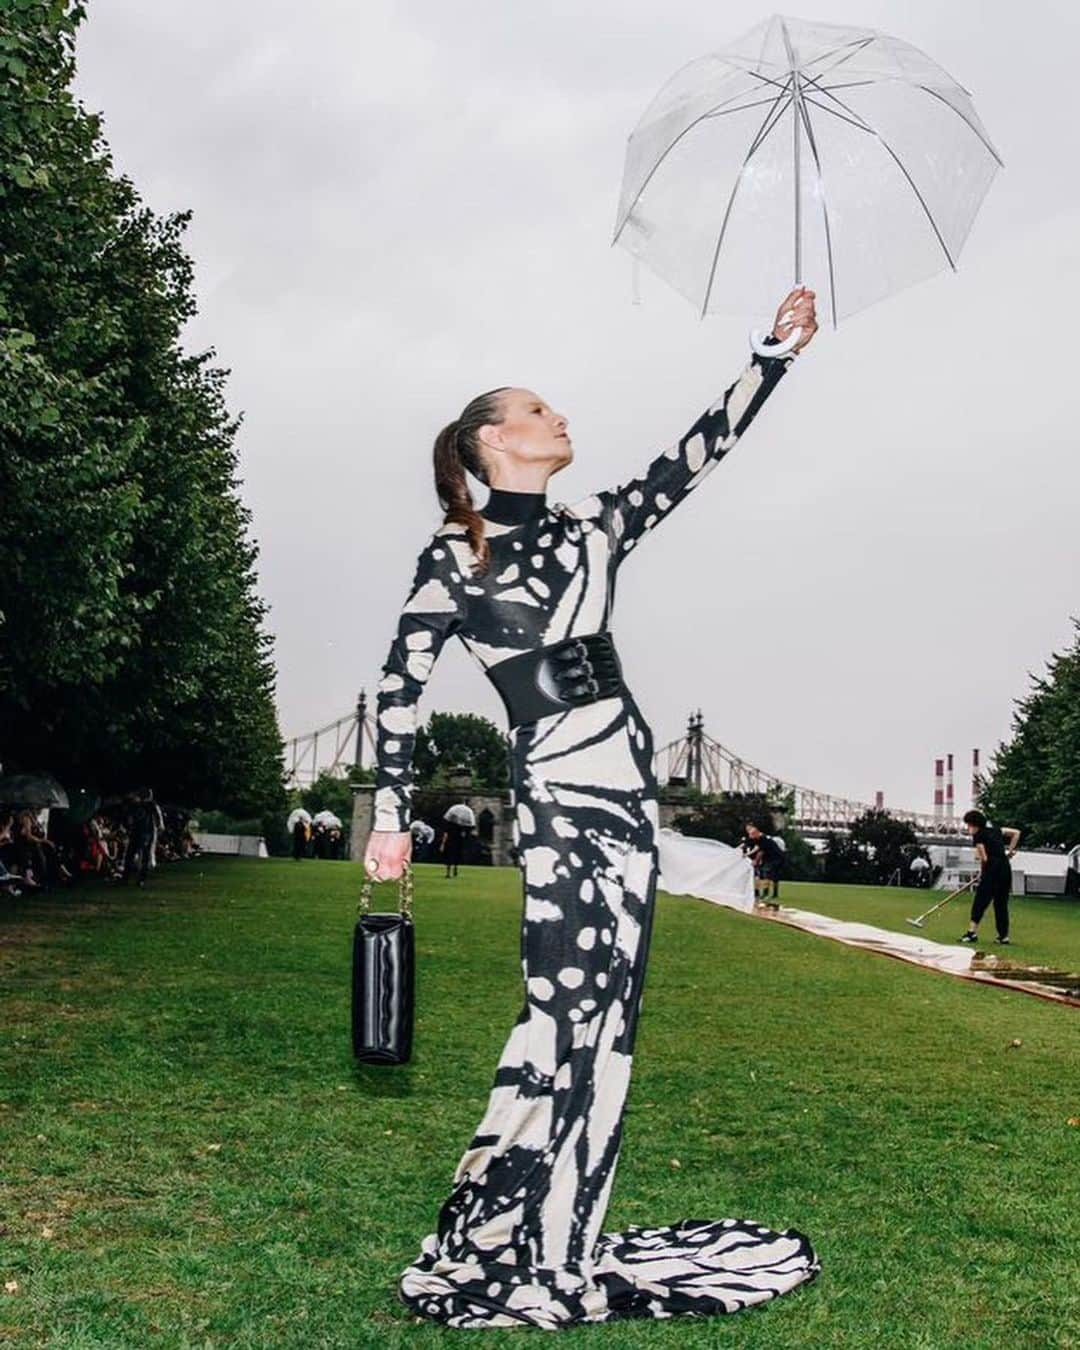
[358,858,414,921]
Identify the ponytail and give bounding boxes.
[432,387,509,576]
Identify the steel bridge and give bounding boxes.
[284,698,958,837]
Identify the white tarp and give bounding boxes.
[657,829,755,911]
[763,906,975,974]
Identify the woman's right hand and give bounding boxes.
[772,286,817,352]
[363,830,412,881]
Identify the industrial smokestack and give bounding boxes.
[933,758,944,820]
[875,790,884,811]
[946,753,955,821]
[971,748,981,807]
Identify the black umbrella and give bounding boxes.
[0,771,70,809]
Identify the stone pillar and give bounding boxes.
[658,780,692,831]
[496,798,516,868]
[468,791,516,867]
[349,784,375,862]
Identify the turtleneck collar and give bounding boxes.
[482,487,547,526]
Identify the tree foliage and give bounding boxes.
[414,712,509,791]
[822,831,875,885]
[0,0,283,815]
[671,791,777,845]
[824,810,922,885]
[980,620,1080,847]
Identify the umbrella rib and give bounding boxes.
[724,32,873,83]
[700,86,795,316]
[799,91,876,135]
[912,84,1004,166]
[792,93,839,329]
[803,62,1002,165]
[701,92,801,122]
[613,80,794,244]
[800,34,878,79]
[799,86,957,271]
[816,78,877,93]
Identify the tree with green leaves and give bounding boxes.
[824,809,921,885]
[414,712,509,791]
[0,0,283,817]
[849,809,920,883]
[822,831,874,885]
[980,619,1080,847]
[671,791,775,845]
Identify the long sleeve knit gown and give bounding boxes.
[374,348,819,1330]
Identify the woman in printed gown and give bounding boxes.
[363,287,820,1330]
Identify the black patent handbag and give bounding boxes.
[351,860,415,1065]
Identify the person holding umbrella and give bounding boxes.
[409,818,436,863]
[288,808,311,861]
[440,802,474,878]
[363,284,818,1328]
[438,820,462,877]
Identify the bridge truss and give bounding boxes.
[284,694,376,788]
[654,711,956,836]
[286,698,953,836]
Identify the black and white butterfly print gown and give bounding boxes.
[374,349,819,1330]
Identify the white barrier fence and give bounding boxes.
[193,832,269,859]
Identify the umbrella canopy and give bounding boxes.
[444,804,476,828]
[287,808,312,831]
[614,14,1001,325]
[0,771,69,809]
[312,809,342,828]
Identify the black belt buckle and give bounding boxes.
[537,633,621,708]
[487,630,625,729]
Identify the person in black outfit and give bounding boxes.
[959,809,1021,945]
[291,818,308,861]
[745,821,784,900]
[440,819,465,878]
[122,793,159,887]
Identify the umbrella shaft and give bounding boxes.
[780,17,803,286]
[793,75,801,282]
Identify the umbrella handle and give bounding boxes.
[750,325,802,358]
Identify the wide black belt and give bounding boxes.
[488,631,624,729]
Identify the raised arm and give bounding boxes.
[606,287,816,552]
[370,528,469,845]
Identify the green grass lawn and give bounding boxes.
[1,860,1078,1349]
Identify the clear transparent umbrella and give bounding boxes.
[614,14,1001,326]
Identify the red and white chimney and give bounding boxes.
[933,758,944,821]
[946,753,955,821]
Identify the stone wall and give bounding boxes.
[351,775,722,867]
[350,779,516,867]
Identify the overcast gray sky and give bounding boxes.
[75,0,1079,814]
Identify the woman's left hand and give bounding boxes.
[772,286,818,352]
